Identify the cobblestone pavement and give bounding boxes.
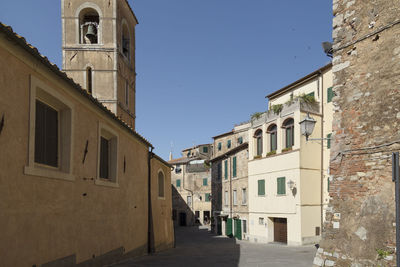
[110,227,316,267]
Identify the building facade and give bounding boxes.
[247,64,333,245]
[169,144,213,227]
[0,1,174,266]
[314,0,400,265]
[211,123,250,240]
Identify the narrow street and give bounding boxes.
[111,227,316,267]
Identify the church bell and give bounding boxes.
[85,24,97,39]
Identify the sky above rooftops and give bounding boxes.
[0,0,332,160]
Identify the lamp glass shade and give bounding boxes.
[299,113,316,138]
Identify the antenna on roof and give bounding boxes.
[169,141,173,161]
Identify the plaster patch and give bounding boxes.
[354,226,367,240]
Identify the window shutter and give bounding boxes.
[218,162,222,179]
[271,132,277,151]
[258,179,265,196]
[203,178,208,186]
[176,179,181,187]
[327,133,332,149]
[327,87,333,103]
[224,160,228,179]
[205,193,210,202]
[218,142,222,151]
[100,137,110,179]
[307,92,315,98]
[277,177,286,195]
[233,156,237,177]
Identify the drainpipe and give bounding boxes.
[319,71,324,233]
[148,147,154,254]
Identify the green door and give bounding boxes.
[234,219,242,240]
[226,218,233,236]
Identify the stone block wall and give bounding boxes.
[314,0,400,266]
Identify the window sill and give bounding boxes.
[257,195,266,197]
[241,203,247,206]
[158,196,166,200]
[276,194,287,197]
[95,178,119,188]
[24,165,75,182]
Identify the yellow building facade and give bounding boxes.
[0,1,174,265]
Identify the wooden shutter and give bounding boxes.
[258,179,265,196]
[205,193,210,202]
[218,142,222,151]
[176,179,181,187]
[271,132,277,151]
[226,218,233,236]
[218,162,222,179]
[224,160,228,179]
[203,178,207,186]
[233,156,237,177]
[327,87,333,103]
[235,219,242,240]
[257,137,262,155]
[277,177,286,195]
[327,133,332,148]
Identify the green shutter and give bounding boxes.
[258,179,265,196]
[203,146,208,153]
[277,177,286,195]
[227,140,231,148]
[327,177,330,192]
[226,218,233,236]
[203,178,208,186]
[327,133,332,149]
[238,137,243,144]
[233,156,237,177]
[257,137,262,155]
[176,179,181,187]
[218,142,222,151]
[234,219,242,240]
[205,193,210,202]
[327,87,333,103]
[307,92,315,98]
[224,160,228,180]
[271,132,277,151]
[218,162,222,180]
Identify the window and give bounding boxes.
[307,91,315,98]
[158,171,165,198]
[327,133,332,149]
[34,100,58,168]
[224,160,228,180]
[175,164,182,173]
[218,142,222,151]
[237,137,243,144]
[121,21,130,59]
[187,196,192,207]
[203,178,208,186]
[254,129,263,156]
[259,217,264,225]
[277,177,286,195]
[125,80,129,107]
[205,193,211,202]
[97,123,118,186]
[25,76,74,181]
[217,162,222,180]
[232,156,237,178]
[224,191,229,206]
[233,190,237,205]
[242,188,247,205]
[243,220,247,233]
[79,8,99,44]
[203,146,208,153]
[176,179,181,188]
[227,140,231,149]
[282,118,294,148]
[327,87,333,103]
[267,124,277,152]
[258,179,265,196]
[86,67,92,94]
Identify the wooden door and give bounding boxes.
[274,218,287,243]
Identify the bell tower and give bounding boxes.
[61,0,137,128]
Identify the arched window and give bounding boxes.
[79,8,99,44]
[122,22,130,59]
[254,129,263,156]
[158,171,165,198]
[267,124,277,152]
[282,118,294,148]
[86,67,92,93]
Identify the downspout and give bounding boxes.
[319,71,324,233]
[148,146,154,254]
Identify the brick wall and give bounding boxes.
[314,0,400,266]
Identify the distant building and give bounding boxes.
[247,64,332,245]
[0,1,174,266]
[210,122,250,240]
[169,144,213,227]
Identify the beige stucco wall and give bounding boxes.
[0,29,167,266]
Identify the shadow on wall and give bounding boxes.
[171,185,196,227]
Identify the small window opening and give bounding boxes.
[86,67,92,93]
[122,24,130,59]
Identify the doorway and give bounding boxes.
[179,212,187,226]
[273,218,287,243]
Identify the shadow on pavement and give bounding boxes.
[111,226,240,267]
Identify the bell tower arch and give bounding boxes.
[61,0,137,128]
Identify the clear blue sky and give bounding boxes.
[0,1,332,160]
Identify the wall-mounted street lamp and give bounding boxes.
[287,180,296,190]
[299,113,331,142]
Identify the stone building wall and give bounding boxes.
[314,0,400,265]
